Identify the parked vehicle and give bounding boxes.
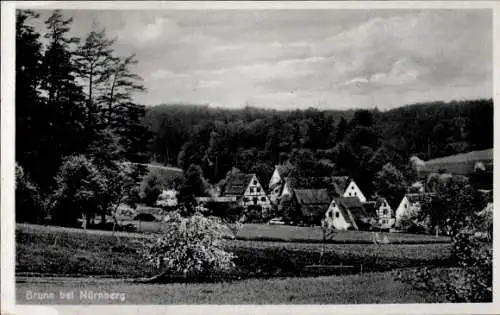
[268,217,285,225]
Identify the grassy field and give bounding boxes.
[16,223,453,279]
[235,223,451,244]
[16,270,443,304]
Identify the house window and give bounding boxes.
[404,204,407,208]
[260,197,266,202]
[253,180,257,185]
[349,192,352,196]
[250,187,254,193]
[383,209,388,215]
[253,197,258,204]
[382,219,387,224]
[351,186,354,190]
[354,192,357,196]
[335,212,340,218]
[329,211,333,218]
[257,187,261,193]
[243,197,249,202]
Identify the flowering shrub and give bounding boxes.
[139,212,236,278]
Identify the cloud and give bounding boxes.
[48,9,492,109]
[115,14,180,45]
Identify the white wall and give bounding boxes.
[324,200,351,230]
[343,181,367,202]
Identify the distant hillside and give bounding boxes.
[123,162,184,184]
[418,149,493,190]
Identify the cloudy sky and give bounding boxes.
[32,9,492,110]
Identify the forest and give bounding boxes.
[16,9,493,224]
[147,98,493,196]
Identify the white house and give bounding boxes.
[324,198,353,230]
[156,189,178,207]
[222,173,272,215]
[324,197,369,231]
[375,197,394,229]
[395,193,433,228]
[342,180,367,202]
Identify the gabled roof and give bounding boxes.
[335,197,368,226]
[223,173,255,196]
[294,188,331,221]
[294,188,331,205]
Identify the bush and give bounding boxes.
[140,169,166,206]
[396,224,492,302]
[139,212,236,278]
[205,202,244,222]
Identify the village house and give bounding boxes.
[374,197,395,229]
[156,189,179,208]
[324,197,370,231]
[394,193,434,228]
[341,178,367,203]
[279,175,366,202]
[291,188,331,225]
[221,173,272,215]
[268,163,294,205]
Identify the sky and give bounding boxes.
[30,9,493,110]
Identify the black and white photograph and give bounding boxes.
[1,0,497,312]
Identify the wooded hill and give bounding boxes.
[145,98,493,197]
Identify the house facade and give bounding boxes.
[324,197,369,231]
[343,180,367,202]
[375,198,394,229]
[324,198,353,230]
[222,173,272,215]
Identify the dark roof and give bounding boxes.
[294,188,331,205]
[293,188,331,222]
[335,197,368,225]
[283,176,351,198]
[223,173,255,196]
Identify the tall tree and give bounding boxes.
[98,53,145,126]
[34,10,87,190]
[74,24,115,128]
[16,10,44,181]
[42,10,81,105]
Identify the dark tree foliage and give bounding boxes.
[15,10,152,224]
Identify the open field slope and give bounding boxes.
[16,224,453,279]
[234,223,451,244]
[16,270,443,304]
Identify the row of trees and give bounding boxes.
[16,10,151,226]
